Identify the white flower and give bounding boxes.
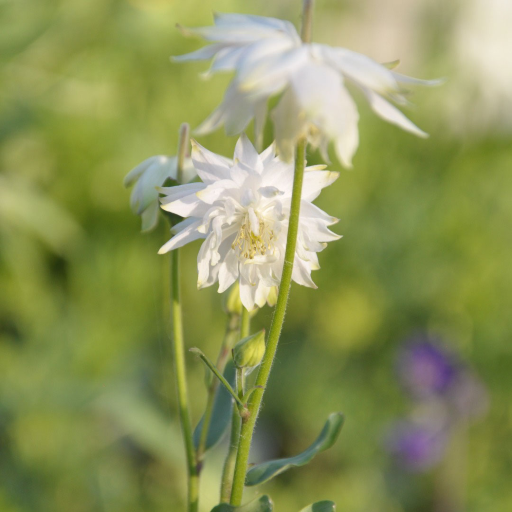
[175,13,441,167]
[124,155,196,232]
[158,134,341,311]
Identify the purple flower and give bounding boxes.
[397,336,460,399]
[385,419,447,472]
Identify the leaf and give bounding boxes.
[299,501,336,512]
[211,495,273,512]
[245,412,344,486]
[193,361,236,452]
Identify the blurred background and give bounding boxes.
[1,0,511,511]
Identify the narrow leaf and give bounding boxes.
[245,412,344,486]
[299,501,336,512]
[211,494,273,512]
[193,361,236,452]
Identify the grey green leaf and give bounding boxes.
[245,412,344,486]
[210,495,273,512]
[299,501,336,512]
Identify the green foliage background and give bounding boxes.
[1,0,511,511]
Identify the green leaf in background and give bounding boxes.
[299,501,336,512]
[211,495,273,512]
[193,361,236,452]
[245,412,344,486]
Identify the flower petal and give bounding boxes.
[234,133,260,169]
[196,179,238,204]
[158,219,204,254]
[319,44,398,93]
[362,88,428,138]
[218,249,239,293]
[302,170,339,201]
[191,139,232,183]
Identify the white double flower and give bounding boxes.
[158,135,340,311]
[175,13,440,167]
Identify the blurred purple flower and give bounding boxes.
[385,419,447,472]
[397,336,460,399]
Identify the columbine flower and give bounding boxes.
[157,134,340,311]
[124,155,196,232]
[174,13,441,167]
[384,417,447,472]
[397,337,459,399]
[397,335,489,419]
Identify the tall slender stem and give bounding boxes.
[240,306,251,340]
[170,249,198,512]
[301,0,315,43]
[169,122,198,512]
[176,123,190,184]
[196,313,240,468]
[220,307,251,503]
[229,138,307,505]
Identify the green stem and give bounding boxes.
[168,122,198,512]
[190,348,246,410]
[176,123,190,184]
[301,0,315,43]
[220,404,242,503]
[220,307,251,503]
[236,368,245,401]
[170,249,199,512]
[196,314,240,468]
[229,138,307,505]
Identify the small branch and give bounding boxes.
[190,348,247,412]
[242,386,264,405]
[196,313,240,467]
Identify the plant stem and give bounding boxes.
[176,123,190,184]
[229,138,307,505]
[190,348,246,410]
[236,368,245,400]
[196,314,240,469]
[301,0,315,43]
[220,406,242,503]
[168,122,198,512]
[170,248,199,512]
[220,307,251,503]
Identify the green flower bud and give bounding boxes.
[232,330,266,369]
[222,282,243,316]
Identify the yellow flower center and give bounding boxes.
[232,208,275,260]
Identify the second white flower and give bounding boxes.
[158,134,341,311]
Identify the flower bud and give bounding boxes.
[222,282,243,316]
[232,330,266,369]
